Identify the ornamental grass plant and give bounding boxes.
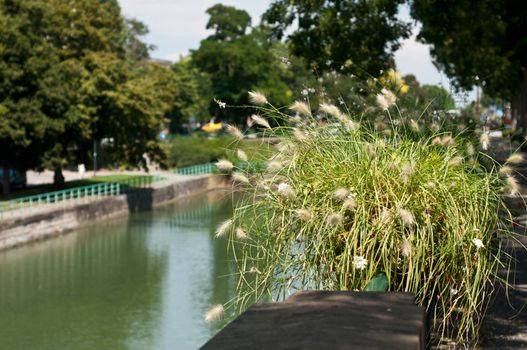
[213,89,516,347]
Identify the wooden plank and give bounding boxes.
[201,291,426,350]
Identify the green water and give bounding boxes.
[0,191,236,350]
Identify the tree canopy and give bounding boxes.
[0,0,178,193]
[191,5,291,125]
[263,0,411,78]
[410,0,527,128]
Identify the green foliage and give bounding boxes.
[165,136,274,168]
[0,0,179,191]
[169,56,213,132]
[221,93,513,346]
[205,4,251,41]
[364,273,389,292]
[263,0,411,78]
[191,5,292,125]
[410,0,527,122]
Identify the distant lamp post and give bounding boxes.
[475,75,480,118]
[93,139,97,177]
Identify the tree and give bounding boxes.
[169,56,212,133]
[0,0,178,192]
[191,5,291,125]
[263,0,411,78]
[410,0,527,129]
[0,0,66,194]
[205,4,251,41]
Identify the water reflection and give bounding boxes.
[0,191,235,350]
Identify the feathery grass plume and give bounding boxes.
[236,227,247,240]
[480,133,490,150]
[339,116,360,131]
[277,182,290,193]
[378,208,391,227]
[375,121,387,131]
[289,101,311,116]
[280,187,296,200]
[248,91,268,105]
[506,175,521,196]
[466,143,475,156]
[387,160,398,172]
[215,159,234,172]
[506,153,524,165]
[430,122,440,132]
[409,119,420,132]
[376,94,390,110]
[215,219,232,238]
[267,160,283,173]
[231,171,250,184]
[326,213,343,227]
[432,135,454,147]
[382,129,392,137]
[226,124,243,140]
[472,238,484,250]
[319,103,342,119]
[333,188,349,201]
[214,99,226,109]
[352,255,367,270]
[293,128,308,142]
[383,88,397,105]
[343,197,357,211]
[275,141,294,154]
[236,149,248,162]
[364,142,375,157]
[441,135,455,147]
[425,181,436,190]
[251,114,271,129]
[400,162,414,183]
[376,88,396,110]
[277,182,296,200]
[399,208,415,226]
[205,304,224,322]
[295,208,313,222]
[400,238,413,257]
[499,165,513,175]
[432,137,442,146]
[292,115,302,125]
[448,156,463,167]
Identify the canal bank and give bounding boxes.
[0,174,231,251]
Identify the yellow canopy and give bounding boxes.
[201,122,223,133]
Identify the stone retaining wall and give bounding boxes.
[0,175,230,251]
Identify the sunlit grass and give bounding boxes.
[218,96,515,347]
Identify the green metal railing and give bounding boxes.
[0,175,166,219]
[172,161,268,176]
[172,163,215,176]
[236,161,267,173]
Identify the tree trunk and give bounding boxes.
[513,67,527,132]
[2,167,10,198]
[53,167,65,189]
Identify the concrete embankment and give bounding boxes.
[0,174,230,251]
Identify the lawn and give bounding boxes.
[1,175,158,201]
[165,135,277,168]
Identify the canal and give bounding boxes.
[0,191,235,350]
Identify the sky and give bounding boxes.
[118,0,473,104]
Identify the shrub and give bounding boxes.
[218,93,514,347]
[165,135,275,168]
